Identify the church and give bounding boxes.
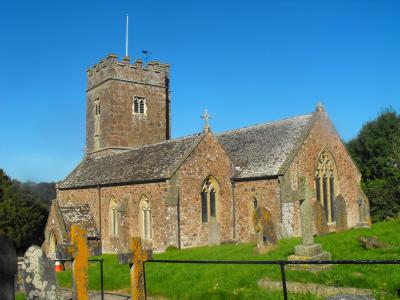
[43,53,370,255]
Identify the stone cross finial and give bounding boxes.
[201,109,212,133]
[316,102,324,112]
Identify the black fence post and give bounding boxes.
[100,258,104,300]
[279,262,288,300]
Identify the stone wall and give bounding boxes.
[177,132,235,248]
[286,108,366,236]
[86,54,170,154]
[58,181,169,253]
[234,179,281,242]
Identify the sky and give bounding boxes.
[0,0,399,182]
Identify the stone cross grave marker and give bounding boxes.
[252,206,277,254]
[208,217,221,246]
[313,201,329,235]
[335,195,348,232]
[0,235,17,300]
[288,178,331,272]
[21,245,61,300]
[69,225,90,300]
[130,237,153,300]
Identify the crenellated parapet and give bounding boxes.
[86,54,170,90]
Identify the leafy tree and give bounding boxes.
[0,169,49,254]
[347,109,400,221]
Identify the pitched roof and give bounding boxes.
[59,112,315,189]
[59,204,99,239]
[59,134,200,189]
[216,113,315,178]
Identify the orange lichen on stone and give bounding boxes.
[70,225,89,300]
[130,237,151,300]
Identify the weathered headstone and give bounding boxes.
[288,178,331,272]
[335,195,348,232]
[208,217,221,246]
[252,207,277,254]
[21,246,61,300]
[130,237,152,300]
[0,235,17,300]
[313,201,329,235]
[356,198,369,228]
[69,225,89,300]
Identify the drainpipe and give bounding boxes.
[97,185,102,252]
[231,179,236,241]
[177,194,181,250]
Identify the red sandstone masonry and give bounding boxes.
[288,110,366,236]
[177,132,235,248]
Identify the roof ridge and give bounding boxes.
[216,112,314,136]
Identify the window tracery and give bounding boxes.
[201,176,219,223]
[315,148,337,222]
[139,195,152,240]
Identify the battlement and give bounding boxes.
[86,54,170,90]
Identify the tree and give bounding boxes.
[0,169,49,254]
[347,109,400,221]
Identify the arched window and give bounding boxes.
[110,197,119,236]
[49,230,57,254]
[139,195,152,240]
[201,176,219,223]
[133,96,146,115]
[315,148,337,223]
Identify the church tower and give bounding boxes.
[85,54,171,157]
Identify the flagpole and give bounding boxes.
[125,14,129,57]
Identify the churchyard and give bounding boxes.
[50,219,400,299]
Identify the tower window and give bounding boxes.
[133,96,146,115]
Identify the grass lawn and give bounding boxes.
[57,220,400,299]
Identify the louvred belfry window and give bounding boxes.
[133,96,146,115]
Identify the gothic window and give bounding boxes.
[110,197,119,236]
[139,195,152,240]
[133,96,146,115]
[49,230,57,254]
[315,148,337,223]
[201,176,219,223]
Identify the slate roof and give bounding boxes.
[59,204,100,239]
[59,112,315,189]
[59,134,200,189]
[216,113,315,178]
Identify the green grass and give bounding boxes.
[15,292,26,300]
[57,220,400,299]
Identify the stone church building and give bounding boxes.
[43,54,370,255]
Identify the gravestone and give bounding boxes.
[252,207,277,254]
[130,237,152,300]
[0,235,17,300]
[21,245,61,300]
[335,195,348,232]
[313,201,329,235]
[356,198,369,228]
[208,217,221,246]
[288,178,331,272]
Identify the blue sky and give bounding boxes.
[1,0,399,182]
